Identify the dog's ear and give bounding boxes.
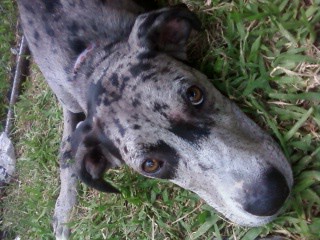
[72,120,120,193]
[129,4,201,60]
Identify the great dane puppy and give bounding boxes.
[17,0,293,239]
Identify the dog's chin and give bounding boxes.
[222,210,276,227]
[209,204,277,227]
[196,194,278,227]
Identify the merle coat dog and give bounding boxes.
[17,0,293,239]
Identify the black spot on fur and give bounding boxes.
[132,98,141,108]
[137,50,157,59]
[91,23,98,32]
[153,102,169,112]
[110,73,119,87]
[129,63,152,77]
[62,150,72,160]
[42,0,62,13]
[69,39,87,55]
[169,121,210,144]
[87,82,105,116]
[119,76,130,94]
[141,71,156,82]
[110,91,122,101]
[123,146,128,154]
[45,24,55,37]
[60,150,73,169]
[123,76,130,83]
[133,124,141,130]
[66,136,72,143]
[34,31,40,41]
[64,65,72,75]
[67,21,80,35]
[113,119,126,137]
[122,76,130,85]
[102,98,110,106]
[198,163,212,171]
[153,102,169,118]
[53,14,62,22]
[24,4,35,14]
[104,42,116,52]
[33,30,40,41]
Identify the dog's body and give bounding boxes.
[17,1,293,239]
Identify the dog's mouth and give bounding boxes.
[171,163,292,226]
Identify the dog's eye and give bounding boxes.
[186,86,203,105]
[142,158,162,173]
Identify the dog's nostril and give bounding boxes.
[243,167,290,217]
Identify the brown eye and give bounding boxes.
[186,86,204,105]
[142,158,162,173]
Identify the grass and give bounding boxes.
[0,0,16,131]
[1,0,320,239]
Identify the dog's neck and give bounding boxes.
[72,40,129,114]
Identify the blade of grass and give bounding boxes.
[284,107,314,141]
[269,93,320,101]
[241,227,264,240]
[188,215,218,240]
[294,171,320,193]
[248,96,288,156]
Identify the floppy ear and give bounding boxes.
[129,4,201,60]
[72,120,120,193]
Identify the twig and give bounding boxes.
[5,36,28,135]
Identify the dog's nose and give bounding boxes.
[243,167,290,216]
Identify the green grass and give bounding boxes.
[0,0,16,131]
[1,68,62,239]
[1,0,320,239]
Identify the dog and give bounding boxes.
[17,0,293,239]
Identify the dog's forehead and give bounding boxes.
[95,52,204,114]
[119,51,197,83]
[90,52,214,152]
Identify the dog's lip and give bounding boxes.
[201,194,279,226]
[173,160,292,226]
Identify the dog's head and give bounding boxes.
[71,5,293,226]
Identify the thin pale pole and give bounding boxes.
[5,36,28,135]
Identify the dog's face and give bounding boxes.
[72,5,293,226]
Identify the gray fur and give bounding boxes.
[17,1,293,239]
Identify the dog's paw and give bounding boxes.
[53,215,70,240]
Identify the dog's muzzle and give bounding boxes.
[240,167,290,216]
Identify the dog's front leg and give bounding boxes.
[53,108,85,240]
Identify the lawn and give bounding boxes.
[1,0,319,239]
